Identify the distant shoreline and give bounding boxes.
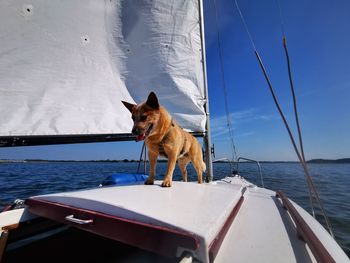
[0,158,349,164]
[307,158,350,164]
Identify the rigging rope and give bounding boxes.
[282,38,306,163]
[276,0,286,38]
[277,1,334,237]
[233,0,334,237]
[212,0,238,161]
[136,142,147,174]
[275,0,315,220]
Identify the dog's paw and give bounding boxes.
[161,179,172,187]
[144,178,154,185]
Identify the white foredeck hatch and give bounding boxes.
[27,181,245,262]
[25,177,349,263]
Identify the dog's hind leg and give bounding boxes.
[191,157,203,184]
[178,156,190,182]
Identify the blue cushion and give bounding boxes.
[101,173,148,186]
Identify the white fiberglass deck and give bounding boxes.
[215,176,349,263]
[27,181,244,262]
[24,177,350,263]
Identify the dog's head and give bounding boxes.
[122,92,160,141]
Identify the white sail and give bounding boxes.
[0,0,206,137]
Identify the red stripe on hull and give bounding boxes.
[276,190,335,263]
[208,196,244,263]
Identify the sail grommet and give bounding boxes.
[81,35,90,45]
[22,4,33,17]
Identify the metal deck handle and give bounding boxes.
[65,214,93,225]
[237,157,265,188]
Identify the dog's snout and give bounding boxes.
[132,127,142,135]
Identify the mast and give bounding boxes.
[198,0,213,182]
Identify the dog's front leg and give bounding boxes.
[161,153,177,187]
[145,149,158,185]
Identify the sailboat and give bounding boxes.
[0,0,349,262]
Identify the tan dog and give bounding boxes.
[122,92,206,187]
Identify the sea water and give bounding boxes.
[0,162,349,256]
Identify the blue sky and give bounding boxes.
[1,0,349,161]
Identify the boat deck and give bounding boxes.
[215,178,313,262]
[25,180,244,262]
[2,176,348,263]
[214,176,348,263]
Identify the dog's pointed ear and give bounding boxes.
[122,101,136,113]
[146,92,159,110]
